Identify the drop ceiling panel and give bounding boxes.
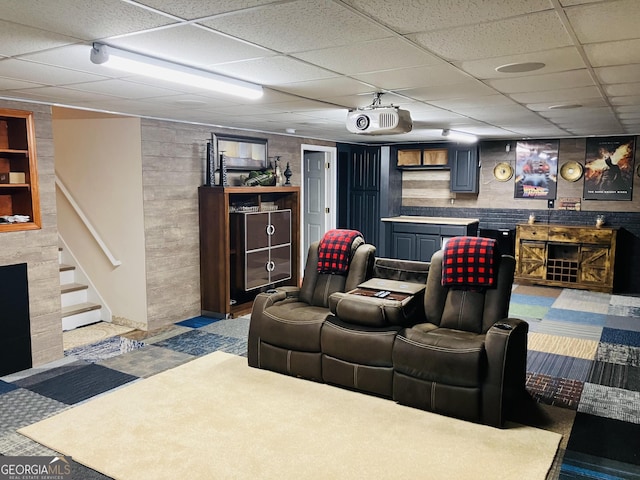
[399,82,497,101]
[565,0,640,43]
[408,11,572,62]
[62,79,183,99]
[274,77,376,102]
[343,0,552,35]
[509,86,602,104]
[606,83,640,97]
[0,59,108,86]
[136,0,278,20]
[106,25,274,67]
[0,0,176,40]
[595,65,640,85]
[200,0,392,54]
[0,20,78,57]
[487,70,595,94]
[292,38,442,75]
[585,39,640,67]
[353,64,474,91]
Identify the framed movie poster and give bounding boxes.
[514,140,558,199]
[583,136,635,201]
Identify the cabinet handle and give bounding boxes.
[266,261,275,272]
[266,224,275,235]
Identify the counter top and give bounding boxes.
[380,216,480,226]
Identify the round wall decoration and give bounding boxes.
[493,162,513,182]
[560,161,583,182]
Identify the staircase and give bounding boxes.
[59,247,104,331]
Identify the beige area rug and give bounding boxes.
[63,322,134,350]
[20,352,561,480]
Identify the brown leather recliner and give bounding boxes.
[392,249,528,428]
[247,239,376,381]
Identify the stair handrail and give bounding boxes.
[55,175,122,267]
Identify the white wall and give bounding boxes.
[53,108,148,329]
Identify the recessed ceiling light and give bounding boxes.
[548,103,583,110]
[495,62,546,73]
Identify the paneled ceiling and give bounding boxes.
[1,0,639,142]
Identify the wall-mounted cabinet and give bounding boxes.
[449,145,479,193]
[0,108,41,232]
[515,224,617,293]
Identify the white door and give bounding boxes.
[301,146,336,273]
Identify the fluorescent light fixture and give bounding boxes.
[90,43,263,100]
[442,129,478,144]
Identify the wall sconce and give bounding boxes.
[90,43,263,100]
[441,129,478,144]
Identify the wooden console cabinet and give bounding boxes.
[199,186,300,317]
[515,224,617,293]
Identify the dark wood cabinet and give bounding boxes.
[0,108,41,232]
[449,145,479,193]
[515,224,617,293]
[199,186,300,317]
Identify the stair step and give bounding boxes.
[61,282,88,294]
[59,263,75,272]
[61,302,101,318]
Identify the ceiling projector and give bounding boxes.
[346,105,413,135]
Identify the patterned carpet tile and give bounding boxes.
[560,450,640,480]
[578,383,640,424]
[0,389,68,434]
[23,363,138,405]
[610,294,640,307]
[552,289,611,314]
[527,350,593,381]
[126,325,192,344]
[0,431,59,457]
[587,361,640,392]
[608,304,640,318]
[12,360,90,389]
[525,372,584,409]
[527,332,599,360]
[64,337,145,363]
[97,345,195,378]
[513,285,562,298]
[543,308,608,326]
[601,328,640,348]
[596,342,640,368]
[507,303,550,320]
[201,316,250,340]
[567,413,640,466]
[154,329,228,356]
[175,316,218,329]
[0,356,81,383]
[530,320,603,342]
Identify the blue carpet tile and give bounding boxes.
[544,308,608,326]
[154,329,230,356]
[527,350,593,382]
[21,364,138,405]
[567,413,640,466]
[175,316,219,329]
[560,450,640,479]
[65,337,145,363]
[510,293,557,307]
[600,328,640,348]
[0,380,17,395]
[11,361,89,388]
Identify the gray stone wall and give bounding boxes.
[0,100,61,366]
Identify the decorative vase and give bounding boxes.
[219,153,228,187]
[274,156,283,186]
[284,162,292,186]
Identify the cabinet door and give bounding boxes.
[245,249,270,290]
[269,210,291,247]
[270,244,291,284]
[245,212,270,250]
[517,241,546,279]
[392,232,416,260]
[450,145,479,193]
[416,234,439,262]
[580,245,610,285]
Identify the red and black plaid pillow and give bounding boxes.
[441,236,497,287]
[317,229,363,275]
